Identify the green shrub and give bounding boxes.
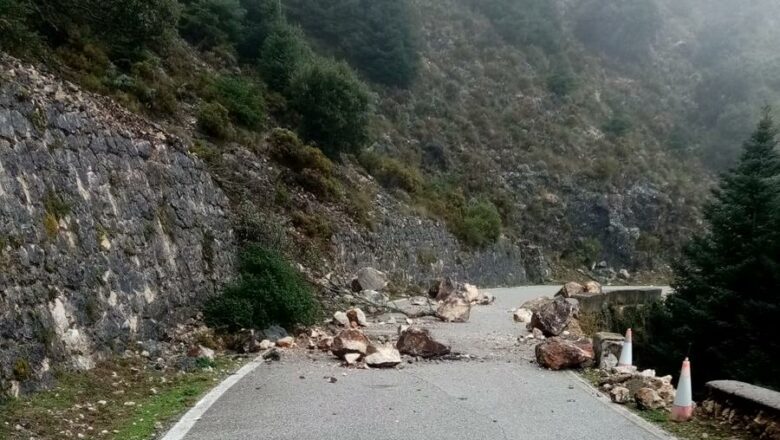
[236,0,283,60]
[128,59,178,115]
[344,187,375,229]
[204,246,321,331]
[603,115,633,137]
[452,199,502,248]
[197,102,233,139]
[359,152,423,193]
[284,0,420,87]
[12,358,31,381]
[213,75,266,129]
[259,24,313,93]
[576,237,603,266]
[546,69,576,97]
[268,129,332,174]
[290,59,371,157]
[267,129,340,198]
[291,210,333,244]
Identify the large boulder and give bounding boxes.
[583,281,602,294]
[332,311,350,327]
[262,325,288,341]
[429,277,460,301]
[513,308,533,323]
[396,327,451,358]
[462,283,481,303]
[519,296,552,313]
[275,336,295,348]
[556,282,585,298]
[331,329,370,361]
[357,290,388,305]
[364,345,402,368]
[529,296,579,336]
[436,297,471,322]
[535,337,594,370]
[351,267,389,292]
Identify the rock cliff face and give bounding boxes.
[0,55,234,396]
[334,194,549,287]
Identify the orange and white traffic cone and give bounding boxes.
[670,357,694,422]
[617,328,633,367]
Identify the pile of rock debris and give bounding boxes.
[515,281,680,413]
[224,269,492,369]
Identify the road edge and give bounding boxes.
[568,371,678,439]
[160,358,264,440]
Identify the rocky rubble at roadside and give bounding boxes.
[519,283,681,414]
[148,269,490,374]
[597,366,676,409]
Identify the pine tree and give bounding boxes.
[647,109,780,390]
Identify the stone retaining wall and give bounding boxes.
[700,380,780,439]
[573,288,663,313]
[0,55,234,397]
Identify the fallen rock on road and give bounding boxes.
[529,296,579,336]
[365,345,402,368]
[396,327,451,358]
[436,297,471,322]
[331,329,370,362]
[535,337,593,370]
[513,308,533,323]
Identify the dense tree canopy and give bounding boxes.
[36,0,179,59]
[290,59,371,156]
[179,0,245,49]
[284,0,419,87]
[259,24,313,93]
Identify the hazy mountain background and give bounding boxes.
[2,0,779,277]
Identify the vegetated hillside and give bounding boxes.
[285,0,780,273]
[1,0,778,281]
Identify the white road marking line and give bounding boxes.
[161,358,264,440]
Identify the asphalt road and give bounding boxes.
[171,286,675,440]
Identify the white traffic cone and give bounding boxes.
[617,328,633,367]
[670,357,694,422]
